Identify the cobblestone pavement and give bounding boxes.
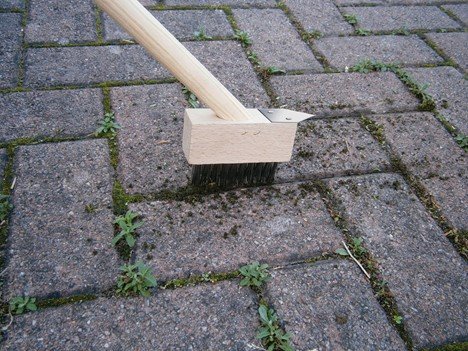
[0,0,467,350]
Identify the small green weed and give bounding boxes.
[9,296,37,315]
[234,29,252,46]
[266,66,286,75]
[0,194,12,221]
[391,28,410,36]
[335,237,367,258]
[116,261,157,297]
[239,262,270,288]
[343,14,358,25]
[95,112,121,137]
[113,210,143,248]
[355,28,371,36]
[194,26,212,40]
[247,51,260,65]
[257,304,294,351]
[455,134,468,151]
[309,30,323,39]
[349,59,398,74]
[182,86,199,108]
[393,315,403,324]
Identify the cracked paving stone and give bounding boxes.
[130,183,343,280]
[103,9,234,42]
[233,9,322,71]
[405,66,467,135]
[265,260,407,351]
[327,173,468,348]
[276,118,390,182]
[25,0,97,44]
[344,6,460,32]
[315,35,443,70]
[0,89,103,142]
[0,13,22,89]
[426,32,468,71]
[442,4,468,26]
[283,0,353,35]
[5,140,120,299]
[270,72,419,117]
[372,112,467,230]
[3,281,260,351]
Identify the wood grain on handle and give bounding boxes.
[94,0,253,121]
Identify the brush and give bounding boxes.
[95,0,312,187]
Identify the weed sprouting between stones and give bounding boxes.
[234,29,252,47]
[257,304,294,351]
[116,261,157,297]
[0,194,12,222]
[343,13,358,25]
[239,262,271,288]
[193,26,212,41]
[112,210,143,248]
[95,112,121,137]
[9,296,37,315]
[182,86,199,108]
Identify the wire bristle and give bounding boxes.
[191,163,278,188]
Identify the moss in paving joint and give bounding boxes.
[36,294,97,309]
[421,35,459,69]
[421,341,468,351]
[312,179,415,349]
[161,270,239,290]
[359,116,386,145]
[94,6,105,44]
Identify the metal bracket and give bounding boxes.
[258,108,314,123]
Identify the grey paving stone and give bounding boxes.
[103,10,234,42]
[266,260,407,351]
[0,0,23,9]
[372,112,467,230]
[344,6,460,32]
[283,0,353,36]
[276,118,390,182]
[25,0,97,44]
[165,0,276,5]
[334,0,384,4]
[315,35,443,70]
[426,32,468,71]
[385,0,460,4]
[0,13,22,89]
[111,84,190,194]
[5,140,120,299]
[4,281,260,351]
[327,173,468,348]
[233,9,322,71]
[24,45,169,88]
[0,89,103,142]
[130,183,343,280]
[443,4,468,26]
[270,72,419,117]
[406,66,467,135]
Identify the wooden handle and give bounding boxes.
[94,0,252,121]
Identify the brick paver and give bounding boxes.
[426,32,468,71]
[276,117,390,182]
[3,281,260,350]
[26,0,97,44]
[0,89,103,142]
[103,10,234,42]
[0,0,23,9]
[372,112,467,230]
[130,183,343,280]
[315,35,443,69]
[266,260,407,350]
[327,173,468,348]
[233,9,322,71]
[442,4,468,26]
[405,66,467,134]
[283,0,353,35]
[5,140,120,299]
[0,13,22,89]
[344,6,460,32]
[270,72,419,117]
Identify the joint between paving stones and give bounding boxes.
[438,4,467,28]
[419,34,461,72]
[312,179,415,350]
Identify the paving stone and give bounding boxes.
[276,118,390,182]
[315,35,443,69]
[24,45,169,88]
[283,0,353,36]
[265,260,407,350]
[233,9,322,71]
[5,140,120,299]
[344,6,460,32]
[385,0,460,4]
[327,173,468,348]
[0,0,23,9]
[426,32,468,71]
[25,0,97,44]
[103,10,234,42]
[0,13,22,89]
[270,72,419,117]
[442,4,468,26]
[111,84,190,194]
[165,0,276,5]
[0,89,103,142]
[405,66,467,135]
[4,281,260,351]
[334,0,384,4]
[130,183,343,280]
[372,112,467,230]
